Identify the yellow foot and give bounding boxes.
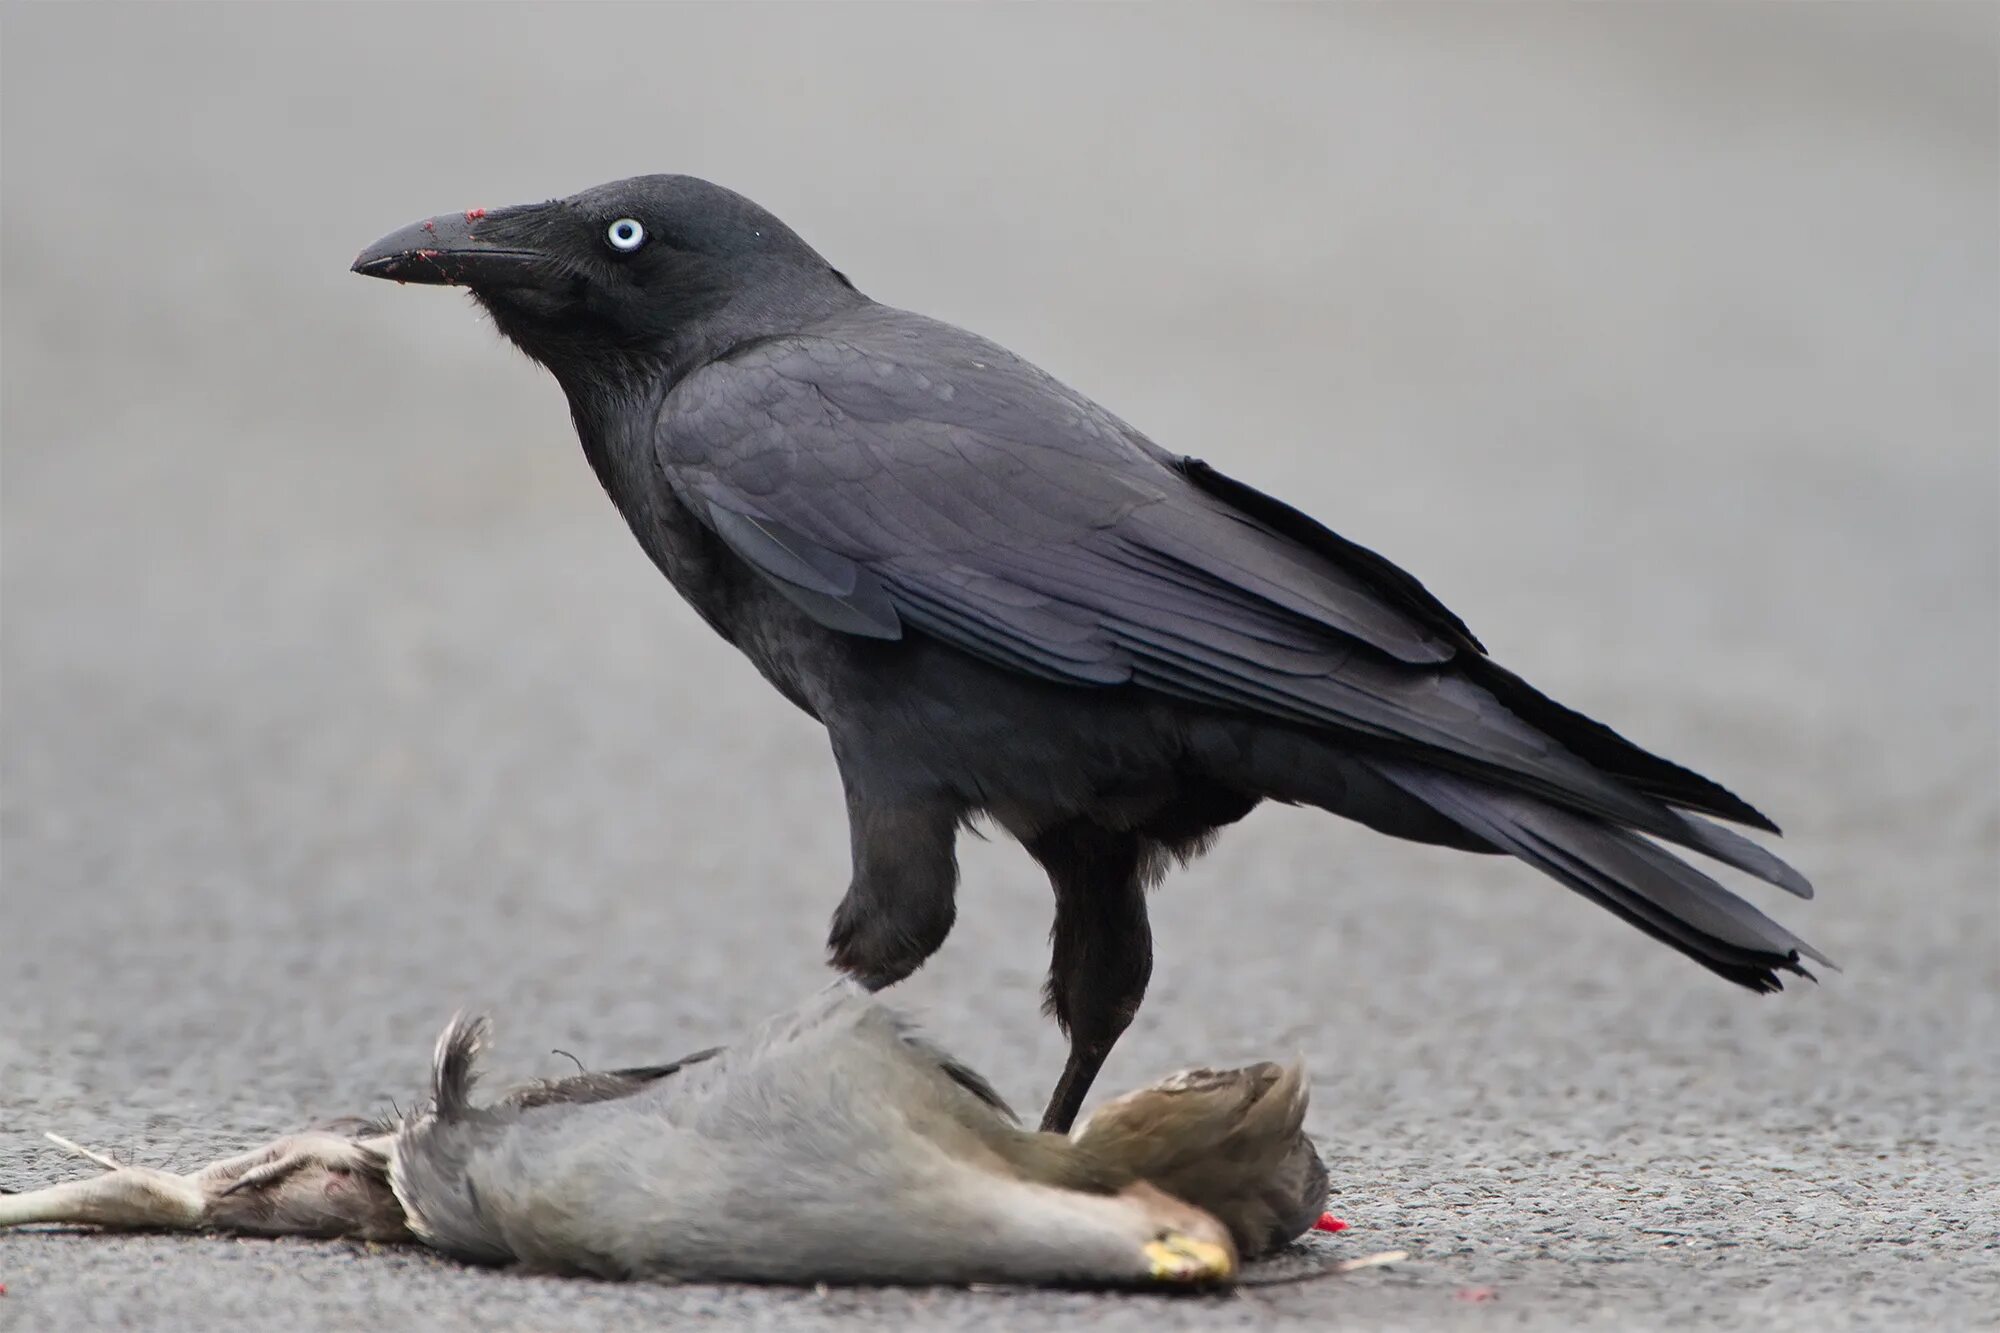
[1143,1230,1237,1284]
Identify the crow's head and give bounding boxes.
[354,174,856,384]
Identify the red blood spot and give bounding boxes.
[416,249,440,259]
[464,207,487,221]
[1313,1213,1350,1233]
[421,219,436,234]
[1454,1287,1500,1303]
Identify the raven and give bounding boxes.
[354,175,1825,1133]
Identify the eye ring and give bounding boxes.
[606,218,645,252]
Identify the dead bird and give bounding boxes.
[1,987,1325,1287]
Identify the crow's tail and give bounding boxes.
[1370,762,1832,993]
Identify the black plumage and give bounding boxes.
[353,174,1825,1132]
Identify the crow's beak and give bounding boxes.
[351,208,547,287]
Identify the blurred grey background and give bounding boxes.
[2,5,1995,1330]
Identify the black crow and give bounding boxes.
[353,175,1825,1133]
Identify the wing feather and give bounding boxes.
[656,307,1788,859]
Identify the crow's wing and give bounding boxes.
[655,308,1774,848]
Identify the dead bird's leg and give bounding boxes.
[0,1135,207,1231]
[1,1129,411,1241]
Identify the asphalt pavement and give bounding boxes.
[3,7,1995,1330]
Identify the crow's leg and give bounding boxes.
[1028,823,1152,1133]
[825,750,965,991]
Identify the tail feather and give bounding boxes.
[1463,658,1782,833]
[392,1014,511,1266]
[1229,722,1813,900]
[429,1012,490,1122]
[1667,810,1814,899]
[1374,763,1831,993]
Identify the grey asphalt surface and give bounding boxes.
[3,6,1996,1330]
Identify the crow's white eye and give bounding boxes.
[606,218,645,252]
